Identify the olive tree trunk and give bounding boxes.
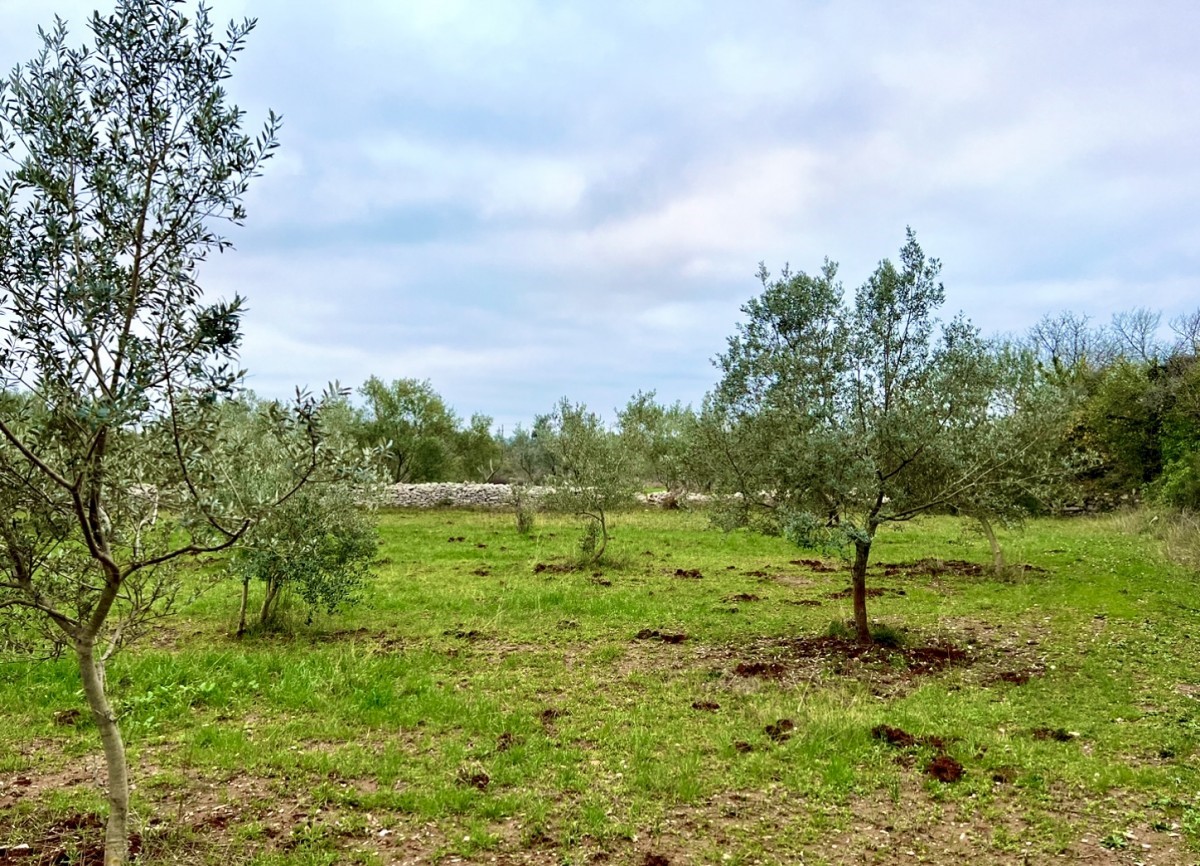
[259,579,282,628]
[976,514,1006,573]
[76,640,129,866]
[851,539,872,643]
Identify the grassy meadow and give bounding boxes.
[1,507,1199,865]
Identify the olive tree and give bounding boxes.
[214,392,383,636]
[0,3,298,862]
[541,398,638,563]
[712,230,1051,642]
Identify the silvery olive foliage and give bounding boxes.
[709,230,1075,642]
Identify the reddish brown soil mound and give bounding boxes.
[871,724,917,748]
[871,724,948,750]
[635,629,688,644]
[733,636,969,684]
[456,769,490,790]
[533,562,575,574]
[925,754,964,782]
[791,636,967,672]
[765,719,795,742]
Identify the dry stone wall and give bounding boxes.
[383,483,708,509]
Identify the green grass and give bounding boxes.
[2,508,1199,864]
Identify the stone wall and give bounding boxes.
[382,483,709,509]
[384,483,542,509]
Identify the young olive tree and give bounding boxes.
[541,398,637,564]
[712,230,1051,642]
[0,3,301,862]
[213,392,383,635]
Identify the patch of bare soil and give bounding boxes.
[671,568,703,579]
[878,558,986,578]
[1,765,327,864]
[872,724,962,783]
[723,593,761,603]
[733,661,787,680]
[878,558,1050,581]
[728,636,969,690]
[641,777,1196,866]
[6,748,1193,866]
[1,754,103,810]
[815,782,1194,866]
[753,570,817,589]
[0,812,134,866]
[444,628,486,641]
[989,669,1038,685]
[931,617,1053,687]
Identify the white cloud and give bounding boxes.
[5,0,1200,424]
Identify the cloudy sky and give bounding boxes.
[2,1,1197,429]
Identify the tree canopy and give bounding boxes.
[709,229,1071,641]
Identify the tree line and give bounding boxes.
[342,301,1200,519]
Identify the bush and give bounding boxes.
[512,483,536,536]
[1157,454,1200,511]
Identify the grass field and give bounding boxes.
[1,507,1199,865]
